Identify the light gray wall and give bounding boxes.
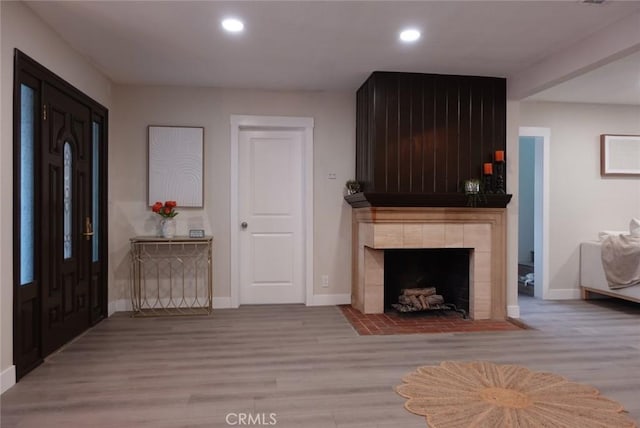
[518,136,536,264]
[0,1,112,376]
[520,101,640,294]
[2,0,636,387]
[110,85,355,307]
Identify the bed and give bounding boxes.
[580,240,640,303]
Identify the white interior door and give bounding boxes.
[238,129,305,304]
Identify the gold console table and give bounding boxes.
[130,236,213,316]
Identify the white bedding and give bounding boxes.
[580,241,640,301]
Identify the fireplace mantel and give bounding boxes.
[351,207,507,320]
[344,192,512,208]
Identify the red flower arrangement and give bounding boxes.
[151,200,179,218]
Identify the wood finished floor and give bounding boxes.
[1,296,639,427]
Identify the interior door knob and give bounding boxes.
[241,222,248,229]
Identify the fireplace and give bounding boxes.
[347,72,510,320]
[384,248,470,314]
[351,207,507,320]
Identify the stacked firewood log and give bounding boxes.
[392,287,445,312]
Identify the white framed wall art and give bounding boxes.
[601,134,640,177]
[148,125,204,207]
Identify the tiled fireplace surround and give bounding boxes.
[351,207,507,320]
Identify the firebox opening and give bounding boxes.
[384,248,471,314]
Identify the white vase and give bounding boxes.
[160,218,176,238]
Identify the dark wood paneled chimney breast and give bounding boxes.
[346,71,512,208]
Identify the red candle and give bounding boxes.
[495,150,505,162]
[483,163,493,175]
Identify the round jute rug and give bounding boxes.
[396,361,637,428]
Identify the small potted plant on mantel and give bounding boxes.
[463,179,486,207]
[345,180,361,195]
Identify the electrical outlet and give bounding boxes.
[321,275,329,288]
[327,173,337,180]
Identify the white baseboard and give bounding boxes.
[308,293,351,306]
[107,299,118,316]
[545,288,581,300]
[213,297,233,309]
[1,365,16,394]
[109,298,233,314]
[507,305,520,318]
[109,295,349,313]
[108,299,132,316]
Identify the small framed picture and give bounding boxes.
[601,134,640,176]
[189,229,205,238]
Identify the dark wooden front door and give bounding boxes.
[40,83,93,355]
[14,50,108,379]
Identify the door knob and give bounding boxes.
[83,217,94,241]
[241,222,248,229]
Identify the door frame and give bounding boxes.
[230,115,314,308]
[518,127,550,300]
[12,50,109,380]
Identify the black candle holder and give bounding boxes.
[483,174,493,194]
[495,161,505,194]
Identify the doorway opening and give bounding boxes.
[518,136,537,297]
[518,127,550,302]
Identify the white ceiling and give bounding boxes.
[527,49,640,105]
[25,0,640,104]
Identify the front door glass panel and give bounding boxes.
[92,122,100,262]
[63,142,73,259]
[20,84,35,285]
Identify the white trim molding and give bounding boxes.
[1,365,16,394]
[109,297,232,314]
[507,305,521,319]
[213,297,233,309]
[108,299,132,316]
[308,293,351,306]
[230,115,314,308]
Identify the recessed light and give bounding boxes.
[399,29,421,43]
[222,18,244,33]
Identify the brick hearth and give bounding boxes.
[340,305,520,335]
